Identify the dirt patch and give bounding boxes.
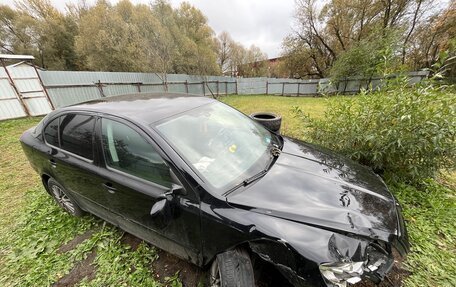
[151,249,204,287]
[149,247,293,287]
[53,251,97,287]
[120,232,142,251]
[58,229,95,254]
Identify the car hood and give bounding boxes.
[227,137,399,241]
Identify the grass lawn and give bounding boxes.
[0,94,454,287]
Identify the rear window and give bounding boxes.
[60,114,95,160]
[44,117,59,146]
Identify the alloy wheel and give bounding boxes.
[51,185,76,214]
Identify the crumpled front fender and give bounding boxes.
[212,204,402,286]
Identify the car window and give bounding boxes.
[101,118,171,187]
[155,102,271,190]
[60,114,95,160]
[44,117,59,146]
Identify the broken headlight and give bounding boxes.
[319,261,364,287]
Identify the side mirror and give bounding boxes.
[150,184,185,218]
[150,198,168,217]
[170,183,186,196]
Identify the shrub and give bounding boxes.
[294,79,456,183]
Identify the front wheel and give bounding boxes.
[209,249,255,287]
[47,178,84,217]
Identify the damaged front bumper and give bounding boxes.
[249,215,409,287]
[319,243,397,287]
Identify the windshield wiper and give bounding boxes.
[243,169,268,185]
[224,145,281,196]
[243,144,281,185]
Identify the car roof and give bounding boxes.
[58,93,217,125]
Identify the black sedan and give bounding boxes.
[20,93,409,287]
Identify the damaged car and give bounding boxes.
[20,93,409,287]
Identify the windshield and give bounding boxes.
[155,102,273,190]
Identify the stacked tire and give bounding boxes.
[250,112,282,133]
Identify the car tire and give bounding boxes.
[250,112,282,133]
[209,248,255,287]
[47,178,84,217]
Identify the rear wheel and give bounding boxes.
[209,249,255,287]
[47,178,84,217]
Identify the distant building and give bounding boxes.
[238,56,289,78]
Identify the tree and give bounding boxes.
[8,0,80,70]
[217,31,233,74]
[1,0,255,76]
[174,1,219,75]
[239,45,268,77]
[75,0,147,72]
[329,30,400,81]
[215,31,268,77]
[282,0,442,79]
[407,0,456,78]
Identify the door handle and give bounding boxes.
[102,182,117,194]
[48,158,57,168]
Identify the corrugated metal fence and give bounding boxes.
[0,69,428,120]
[40,72,238,108]
[0,62,53,120]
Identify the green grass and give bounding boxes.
[0,94,454,286]
[392,180,456,286]
[220,94,338,139]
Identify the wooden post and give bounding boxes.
[202,81,206,96]
[185,80,189,94]
[1,59,30,116]
[137,82,141,93]
[235,79,238,95]
[297,82,300,96]
[266,80,268,95]
[216,80,219,96]
[282,82,285,96]
[225,81,228,95]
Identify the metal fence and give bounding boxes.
[0,69,428,120]
[39,71,238,109]
[0,61,53,120]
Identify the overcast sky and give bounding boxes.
[2,0,295,58]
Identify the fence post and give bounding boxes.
[225,81,228,95]
[266,80,268,95]
[282,82,285,96]
[202,81,206,96]
[297,82,300,96]
[163,74,168,92]
[235,79,238,95]
[358,77,363,93]
[136,82,141,93]
[185,80,189,94]
[33,65,55,110]
[216,80,219,96]
[95,80,105,97]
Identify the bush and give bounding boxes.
[294,79,456,183]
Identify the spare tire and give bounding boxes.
[250,112,282,133]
